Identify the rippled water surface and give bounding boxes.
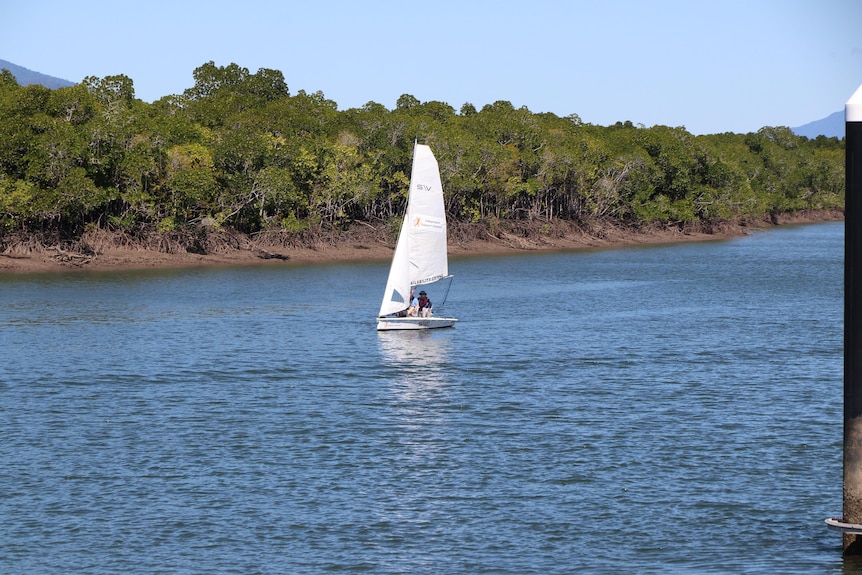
[0,222,849,573]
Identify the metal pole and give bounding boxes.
[844,84,862,554]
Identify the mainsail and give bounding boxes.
[377,143,449,318]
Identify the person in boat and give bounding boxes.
[417,291,432,317]
[394,290,416,317]
[405,289,419,316]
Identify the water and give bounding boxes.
[0,222,848,574]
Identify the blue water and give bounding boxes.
[0,222,848,573]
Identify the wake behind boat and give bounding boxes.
[377,143,457,331]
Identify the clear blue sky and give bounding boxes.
[3,0,861,135]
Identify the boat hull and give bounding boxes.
[376,317,457,331]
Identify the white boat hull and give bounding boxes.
[377,317,457,331]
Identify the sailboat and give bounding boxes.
[376,143,457,330]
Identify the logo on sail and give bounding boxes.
[411,213,444,232]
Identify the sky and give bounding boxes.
[3,0,861,135]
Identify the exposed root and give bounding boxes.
[0,210,844,271]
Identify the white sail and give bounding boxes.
[377,144,450,319]
[378,210,412,317]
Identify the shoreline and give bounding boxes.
[0,212,844,275]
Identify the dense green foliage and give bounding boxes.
[0,62,845,244]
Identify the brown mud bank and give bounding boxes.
[0,210,844,274]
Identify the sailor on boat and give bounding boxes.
[416,291,432,317]
[408,290,418,316]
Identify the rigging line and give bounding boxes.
[439,275,454,309]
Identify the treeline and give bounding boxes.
[0,61,845,248]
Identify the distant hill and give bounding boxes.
[0,59,75,89]
[792,111,844,139]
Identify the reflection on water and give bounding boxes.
[377,330,453,396]
[377,330,456,483]
[377,330,452,369]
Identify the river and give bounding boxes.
[0,222,849,573]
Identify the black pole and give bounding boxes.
[844,84,862,554]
